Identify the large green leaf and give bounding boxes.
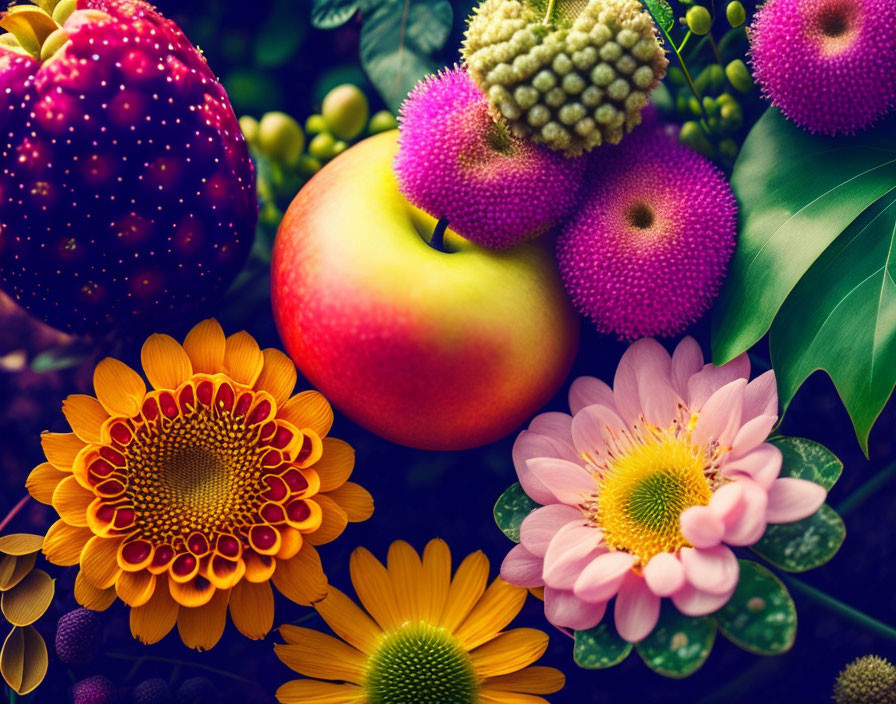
[751,504,845,573]
[768,436,843,490]
[714,560,796,655]
[494,483,539,543]
[636,604,716,678]
[312,0,362,29]
[359,0,453,114]
[769,193,896,452]
[714,108,896,362]
[573,623,633,669]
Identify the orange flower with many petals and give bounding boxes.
[27,319,373,650]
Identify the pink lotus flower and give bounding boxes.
[501,337,827,642]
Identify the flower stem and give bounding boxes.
[781,575,896,644]
[542,0,557,24]
[835,460,896,518]
[0,496,30,533]
[429,218,449,253]
[708,34,723,65]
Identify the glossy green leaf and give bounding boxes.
[751,504,845,573]
[769,436,843,490]
[769,193,896,452]
[494,483,538,543]
[715,560,796,655]
[712,107,896,364]
[641,0,674,32]
[311,0,361,29]
[573,623,633,669]
[636,604,716,678]
[359,0,453,113]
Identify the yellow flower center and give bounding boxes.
[588,426,713,564]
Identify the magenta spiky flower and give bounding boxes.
[556,128,737,340]
[749,0,896,135]
[394,65,585,250]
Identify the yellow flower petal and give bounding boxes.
[255,348,297,407]
[130,581,178,644]
[168,576,217,608]
[306,495,348,547]
[115,570,156,608]
[79,536,123,589]
[420,538,452,624]
[314,586,382,654]
[275,679,365,704]
[440,550,489,632]
[62,395,109,444]
[74,572,116,612]
[348,546,402,632]
[479,692,550,704]
[182,319,226,374]
[229,579,274,640]
[0,625,48,696]
[39,432,85,470]
[454,578,528,650]
[314,438,354,493]
[387,540,423,624]
[0,554,35,592]
[470,629,549,678]
[51,475,93,528]
[42,520,91,567]
[279,390,333,439]
[26,463,67,505]
[93,357,146,417]
[274,628,367,683]
[272,543,328,606]
[224,331,264,387]
[0,535,43,557]
[482,666,566,694]
[141,333,193,390]
[1,570,54,626]
[325,482,373,523]
[176,588,230,651]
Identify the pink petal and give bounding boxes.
[614,338,671,426]
[671,336,704,399]
[526,457,594,506]
[743,370,778,422]
[569,376,617,416]
[723,443,782,490]
[708,481,746,526]
[573,551,635,603]
[614,572,661,643]
[544,587,607,630]
[642,553,685,597]
[520,505,584,557]
[570,404,626,460]
[528,412,575,449]
[671,581,736,616]
[691,379,746,448]
[722,478,769,546]
[680,545,739,595]
[731,414,777,457]
[687,353,750,411]
[513,431,563,504]
[680,505,724,548]
[543,523,605,589]
[766,477,826,524]
[500,544,544,588]
[638,368,682,427]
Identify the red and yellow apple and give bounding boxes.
[271,131,579,450]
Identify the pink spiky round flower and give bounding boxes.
[394,66,586,250]
[501,337,827,642]
[556,129,736,340]
[750,0,896,135]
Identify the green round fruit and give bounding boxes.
[686,6,712,35]
[308,132,337,161]
[332,140,349,157]
[305,114,328,135]
[239,115,259,146]
[322,84,369,140]
[258,112,305,166]
[679,120,716,158]
[297,154,322,177]
[368,109,398,134]
[725,59,755,93]
[726,1,746,27]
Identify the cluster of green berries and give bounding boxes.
[833,655,896,704]
[462,0,668,156]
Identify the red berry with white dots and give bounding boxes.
[0,0,256,333]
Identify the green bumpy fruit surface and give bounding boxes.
[462,0,668,156]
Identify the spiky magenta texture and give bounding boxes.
[394,66,586,250]
[0,0,256,333]
[72,675,118,704]
[55,608,101,665]
[750,0,896,135]
[556,128,737,339]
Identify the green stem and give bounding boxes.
[782,576,896,644]
[107,652,254,684]
[836,460,896,518]
[542,0,557,24]
[679,29,692,53]
[708,34,723,65]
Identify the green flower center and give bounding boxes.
[365,622,478,704]
[627,471,689,531]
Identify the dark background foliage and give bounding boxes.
[0,0,894,701]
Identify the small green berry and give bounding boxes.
[238,115,259,146]
[257,112,304,166]
[720,101,743,130]
[703,95,720,116]
[726,1,746,27]
[322,84,369,140]
[725,59,755,93]
[296,154,322,177]
[679,120,716,158]
[718,138,739,160]
[308,132,337,161]
[305,114,328,135]
[686,6,712,35]
[332,140,349,156]
[688,95,702,117]
[368,110,398,134]
[668,66,686,85]
[708,64,725,91]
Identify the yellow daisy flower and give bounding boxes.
[274,539,565,704]
[26,319,373,650]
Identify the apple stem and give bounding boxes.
[429,217,449,252]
